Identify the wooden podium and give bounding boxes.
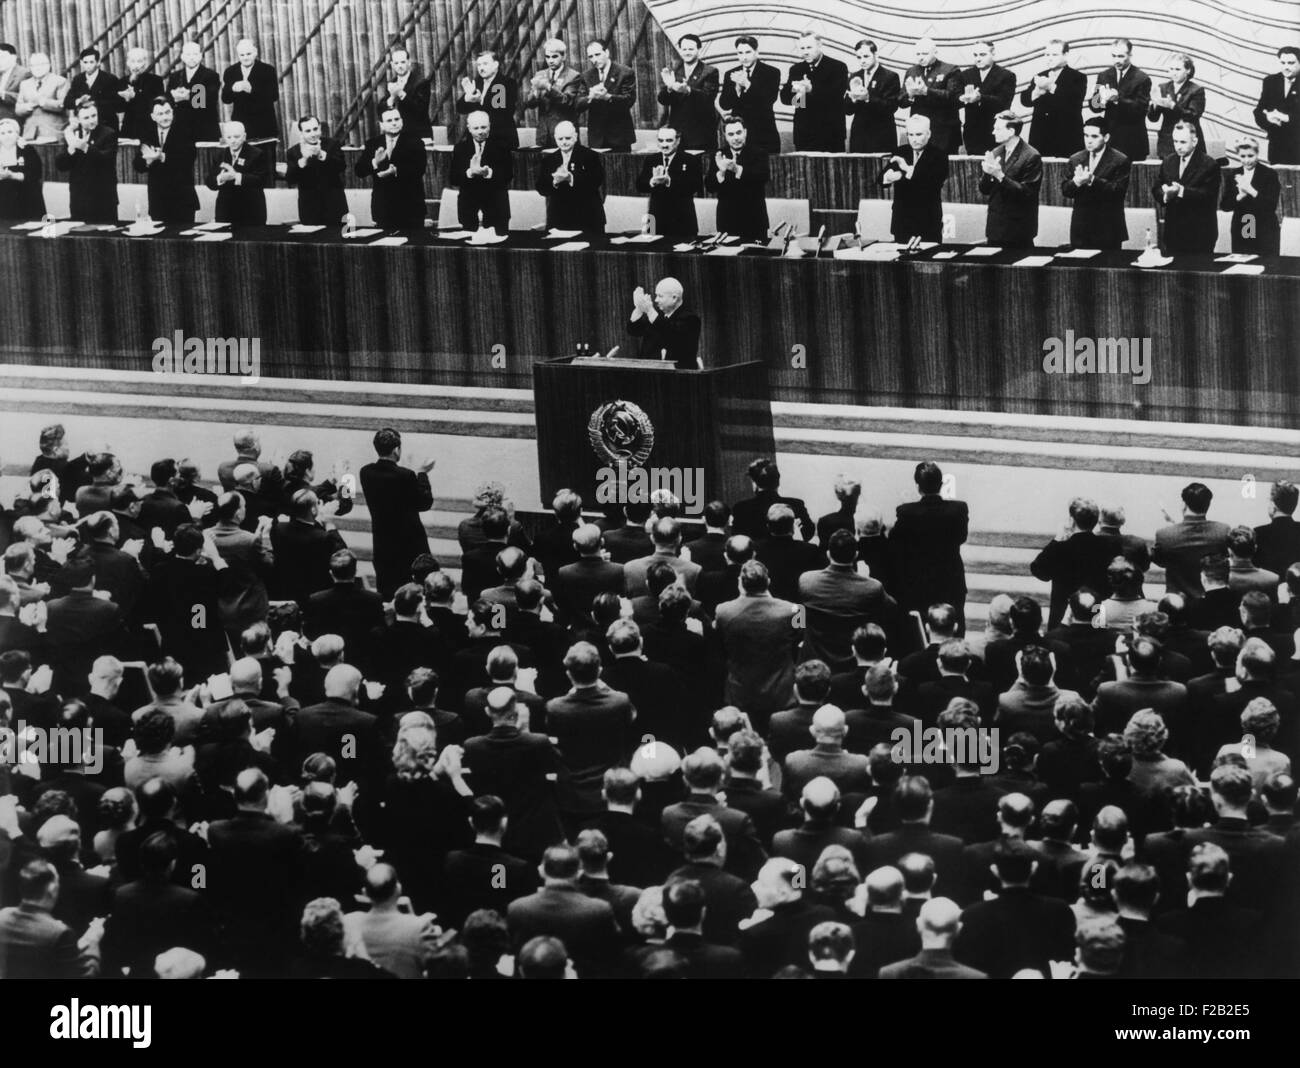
[534,357,775,513]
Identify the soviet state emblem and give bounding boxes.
[587,400,655,465]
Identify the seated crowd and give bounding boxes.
[0,427,1297,978]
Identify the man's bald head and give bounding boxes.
[654,277,685,315]
[467,110,491,140]
[811,704,847,741]
[572,522,603,555]
[998,792,1035,831]
[865,865,904,908]
[229,657,263,694]
[324,663,363,701]
[917,897,962,942]
[800,776,841,817]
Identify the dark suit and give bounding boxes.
[64,69,122,130]
[1220,164,1281,256]
[731,491,815,543]
[1156,897,1263,978]
[205,143,269,226]
[1020,66,1087,160]
[206,811,304,971]
[535,145,605,231]
[845,64,902,153]
[304,582,385,658]
[463,725,566,861]
[1254,515,1300,578]
[960,64,1017,154]
[440,842,536,927]
[547,683,637,816]
[780,56,850,152]
[627,305,702,369]
[285,138,349,225]
[290,697,380,786]
[580,63,636,151]
[115,70,165,141]
[0,61,27,123]
[507,884,621,976]
[1149,79,1205,158]
[164,64,222,142]
[704,143,769,241]
[101,879,210,976]
[1253,71,1300,165]
[269,519,347,606]
[715,594,799,722]
[1153,150,1221,254]
[658,62,720,150]
[358,457,433,599]
[902,60,964,154]
[849,909,922,977]
[455,73,519,149]
[603,656,691,751]
[662,930,744,977]
[881,143,947,242]
[667,861,757,945]
[44,591,126,698]
[1061,145,1131,250]
[635,149,703,236]
[380,65,432,136]
[0,144,45,221]
[220,60,279,139]
[723,777,793,848]
[912,674,997,725]
[931,776,1014,844]
[554,557,624,624]
[1153,517,1231,601]
[773,821,868,874]
[1089,64,1152,161]
[1031,531,1125,627]
[755,536,825,603]
[592,810,677,888]
[719,62,781,155]
[737,897,838,977]
[662,792,766,880]
[891,495,968,617]
[879,946,987,979]
[954,886,1076,977]
[524,66,585,148]
[356,131,427,230]
[56,124,118,223]
[979,137,1042,246]
[0,903,99,978]
[449,136,513,233]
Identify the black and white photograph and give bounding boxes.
[0,0,1297,1033]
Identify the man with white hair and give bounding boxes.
[206,120,269,226]
[879,897,987,977]
[115,46,164,140]
[15,52,68,138]
[627,276,701,369]
[534,119,605,231]
[165,40,222,141]
[525,39,585,148]
[449,109,512,234]
[737,857,838,977]
[290,663,379,786]
[221,37,279,139]
[902,38,963,153]
[880,114,948,242]
[779,32,849,152]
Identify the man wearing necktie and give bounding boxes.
[845,39,902,153]
[1153,121,1220,254]
[978,110,1043,247]
[1088,39,1151,162]
[382,48,432,138]
[902,38,963,155]
[55,101,118,223]
[285,114,349,226]
[1062,116,1131,249]
[525,39,585,149]
[355,107,427,230]
[1019,39,1087,160]
[206,120,268,226]
[15,53,68,139]
[579,41,636,151]
[719,36,781,155]
[132,98,199,225]
[449,109,513,234]
[780,33,849,152]
[535,120,605,232]
[221,38,279,140]
[116,47,164,142]
[634,125,703,237]
[165,41,222,142]
[456,49,518,150]
[0,44,28,124]
[657,33,720,151]
[627,277,702,370]
[959,41,1016,155]
[64,47,122,131]
[1253,46,1300,164]
[705,116,770,242]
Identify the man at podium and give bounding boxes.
[626,277,701,369]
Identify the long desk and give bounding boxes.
[28,141,1300,218]
[0,225,1296,427]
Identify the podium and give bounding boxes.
[534,357,775,514]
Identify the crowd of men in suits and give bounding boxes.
[1,422,1298,979]
[0,35,1295,254]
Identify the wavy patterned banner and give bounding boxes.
[644,0,1298,149]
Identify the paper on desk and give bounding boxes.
[614,233,661,244]
[1055,248,1101,259]
[11,221,46,230]
[931,250,959,259]
[370,236,408,246]
[1220,264,1265,275]
[1215,253,1257,263]
[545,228,582,239]
[549,241,590,251]
[706,245,744,256]
[1013,255,1054,267]
[964,246,1000,256]
[436,229,473,239]
[672,242,697,252]
[195,221,229,231]
[194,231,233,241]
[342,228,383,239]
[289,224,325,234]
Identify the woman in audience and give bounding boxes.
[0,117,45,221]
[93,787,137,868]
[1124,709,1195,799]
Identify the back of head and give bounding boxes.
[323,662,363,702]
[1187,842,1231,893]
[682,746,725,792]
[794,659,832,703]
[518,935,569,979]
[894,775,933,822]
[662,878,707,929]
[1076,917,1126,974]
[1092,804,1129,852]
[541,844,581,881]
